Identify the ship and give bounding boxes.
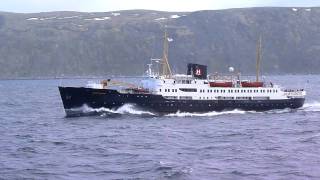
[59,32,306,117]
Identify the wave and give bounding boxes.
[300,102,320,112]
[68,101,320,117]
[166,109,247,117]
[68,104,155,117]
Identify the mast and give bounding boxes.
[161,29,172,78]
[256,35,262,82]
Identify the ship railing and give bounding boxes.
[283,89,304,92]
[119,88,155,94]
[283,89,305,97]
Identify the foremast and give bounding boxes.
[256,35,262,82]
[160,29,172,78]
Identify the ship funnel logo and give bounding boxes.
[195,69,202,76]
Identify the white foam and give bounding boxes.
[166,109,246,117]
[300,102,320,112]
[116,104,155,115]
[170,15,180,19]
[71,104,155,115]
[305,8,311,12]
[292,8,298,12]
[265,108,293,114]
[81,104,116,113]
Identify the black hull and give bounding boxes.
[59,87,305,116]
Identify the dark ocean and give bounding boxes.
[1,75,320,179]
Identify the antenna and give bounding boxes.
[256,35,262,82]
[147,63,152,76]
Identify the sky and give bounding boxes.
[1,0,320,13]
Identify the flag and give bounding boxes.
[167,38,173,42]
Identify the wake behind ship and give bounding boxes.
[59,32,306,117]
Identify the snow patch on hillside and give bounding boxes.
[111,12,120,16]
[58,16,79,19]
[85,17,110,21]
[170,15,180,19]
[27,17,57,21]
[26,17,39,21]
[40,17,57,20]
[154,17,167,21]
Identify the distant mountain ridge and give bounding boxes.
[0,7,319,79]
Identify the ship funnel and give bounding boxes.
[187,63,207,79]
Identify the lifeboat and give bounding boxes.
[241,81,263,87]
[209,81,232,87]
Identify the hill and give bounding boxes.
[0,7,319,78]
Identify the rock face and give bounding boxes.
[0,7,319,78]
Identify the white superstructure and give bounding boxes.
[140,75,306,101]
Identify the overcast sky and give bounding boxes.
[1,0,320,13]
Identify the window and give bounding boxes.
[160,89,162,92]
[165,89,167,92]
[179,88,197,92]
